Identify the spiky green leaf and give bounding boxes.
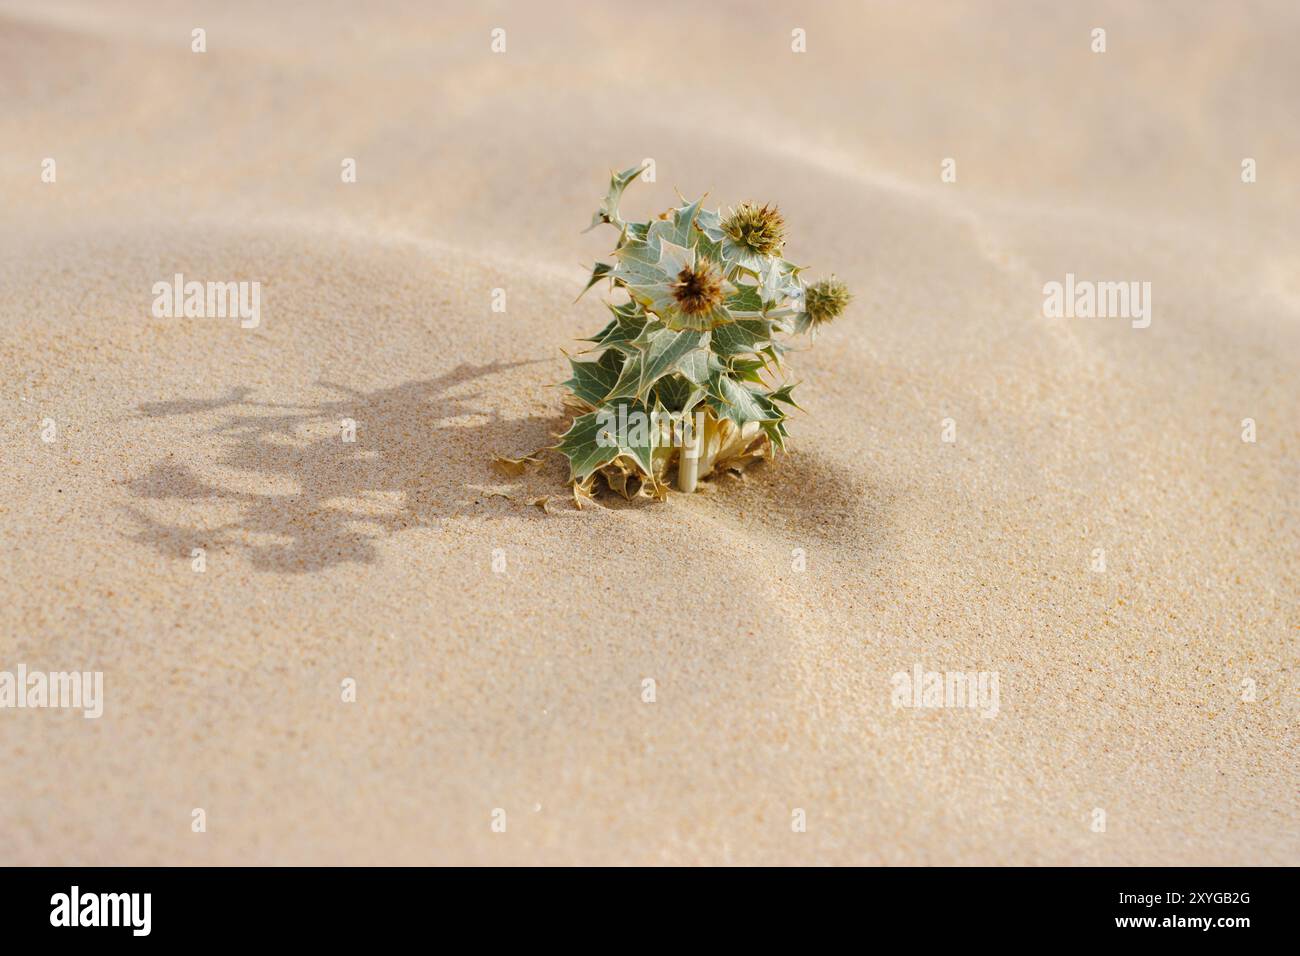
[584,301,648,354]
[707,371,781,427]
[586,163,648,232]
[724,281,765,318]
[562,350,625,406]
[577,261,615,299]
[604,325,709,403]
[767,382,802,409]
[556,401,659,480]
[653,374,705,413]
[711,319,773,357]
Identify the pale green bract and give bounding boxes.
[554,164,850,502]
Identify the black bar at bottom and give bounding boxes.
[0,867,1284,943]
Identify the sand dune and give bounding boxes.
[1,0,1296,864]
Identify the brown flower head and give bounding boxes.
[673,258,727,316]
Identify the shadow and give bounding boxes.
[700,446,896,567]
[136,386,255,419]
[124,361,566,573]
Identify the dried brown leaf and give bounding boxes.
[490,450,546,477]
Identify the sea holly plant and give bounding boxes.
[554,163,851,504]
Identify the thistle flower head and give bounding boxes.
[622,238,733,331]
[673,259,726,316]
[722,202,786,257]
[804,276,852,326]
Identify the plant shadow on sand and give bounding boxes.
[688,448,894,569]
[124,360,890,574]
[123,360,569,574]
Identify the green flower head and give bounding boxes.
[804,277,852,326]
[721,202,786,270]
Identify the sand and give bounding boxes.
[1,0,1296,865]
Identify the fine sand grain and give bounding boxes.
[1,0,1296,864]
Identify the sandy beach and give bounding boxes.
[1,0,1296,865]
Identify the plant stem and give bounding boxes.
[678,411,703,493]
